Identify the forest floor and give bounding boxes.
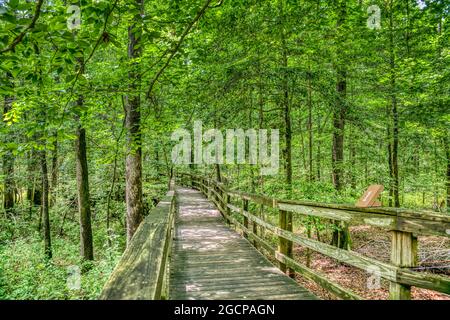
[293,226,450,300]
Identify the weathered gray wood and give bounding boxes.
[278,209,294,277]
[389,231,418,300]
[275,252,362,300]
[170,187,317,300]
[277,201,450,238]
[242,199,249,239]
[100,191,176,300]
[227,202,450,294]
[224,211,359,300]
[179,173,450,297]
[180,173,450,238]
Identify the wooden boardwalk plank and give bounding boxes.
[169,187,318,300]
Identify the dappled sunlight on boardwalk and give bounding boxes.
[169,187,317,300]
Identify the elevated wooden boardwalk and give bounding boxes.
[169,187,317,300]
[101,174,450,300]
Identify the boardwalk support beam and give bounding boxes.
[279,209,294,278]
[389,231,417,300]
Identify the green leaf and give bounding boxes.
[8,0,19,10]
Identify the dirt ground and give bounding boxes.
[291,225,450,300]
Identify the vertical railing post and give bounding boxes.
[207,178,211,199]
[253,204,260,248]
[389,231,417,300]
[242,198,249,239]
[218,185,224,212]
[278,209,294,278]
[225,192,231,225]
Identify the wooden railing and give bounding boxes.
[100,180,176,300]
[178,173,450,300]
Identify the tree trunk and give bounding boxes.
[387,115,394,207]
[50,132,58,206]
[27,146,41,219]
[307,66,313,182]
[215,164,222,183]
[40,148,52,259]
[331,0,351,249]
[279,5,292,190]
[75,117,94,261]
[332,73,345,191]
[349,126,356,189]
[3,95,15,214]
[316,113,322,181]
[388,0,400,208]
[125,0,144,245]
[74,53,94,260]
[332,0,347,192]
[445,134,450,213]
[258,66,265,193]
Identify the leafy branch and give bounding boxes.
[0,0,45,54]
[145,0,219,99]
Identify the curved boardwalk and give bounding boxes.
[169,187,317,300]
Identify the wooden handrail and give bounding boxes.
[179,172,450,238]
[177,172,450,300]
[100,187,176,300]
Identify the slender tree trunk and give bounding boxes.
[215,164,222,183]
[27,146,41,219]
[74,54,94,260]
[50,132,58,206]
[331,0,350,249]
[258,66,265,193]
[3,95,15,213]
[316,143,321,181]
[349,126,356,189]
[155,146,161,178]
[40,148,52,259]
[299,117,308,173]
[75,116,94,261]
[388,0,400,208]
[279,6,292,189]
[316,113,322,181]
[332,76,346,191]
[387,114,394,207]
[332,0,347,192]
[106,117,125,247]
[435,9,447,213]
[444,134,450,213]
[364,150,368,186]
[307,65,314,182]
[125,0,144,245]
[433,139,439,211]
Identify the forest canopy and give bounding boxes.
[0,0,448,300]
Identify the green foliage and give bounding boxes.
[0,0,449,300]
[0,208,122,299]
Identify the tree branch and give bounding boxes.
[145,0,214,99]
[0,0,45,54]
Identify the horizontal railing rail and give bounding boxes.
[177,172,450,300]
[100,180,176,300]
